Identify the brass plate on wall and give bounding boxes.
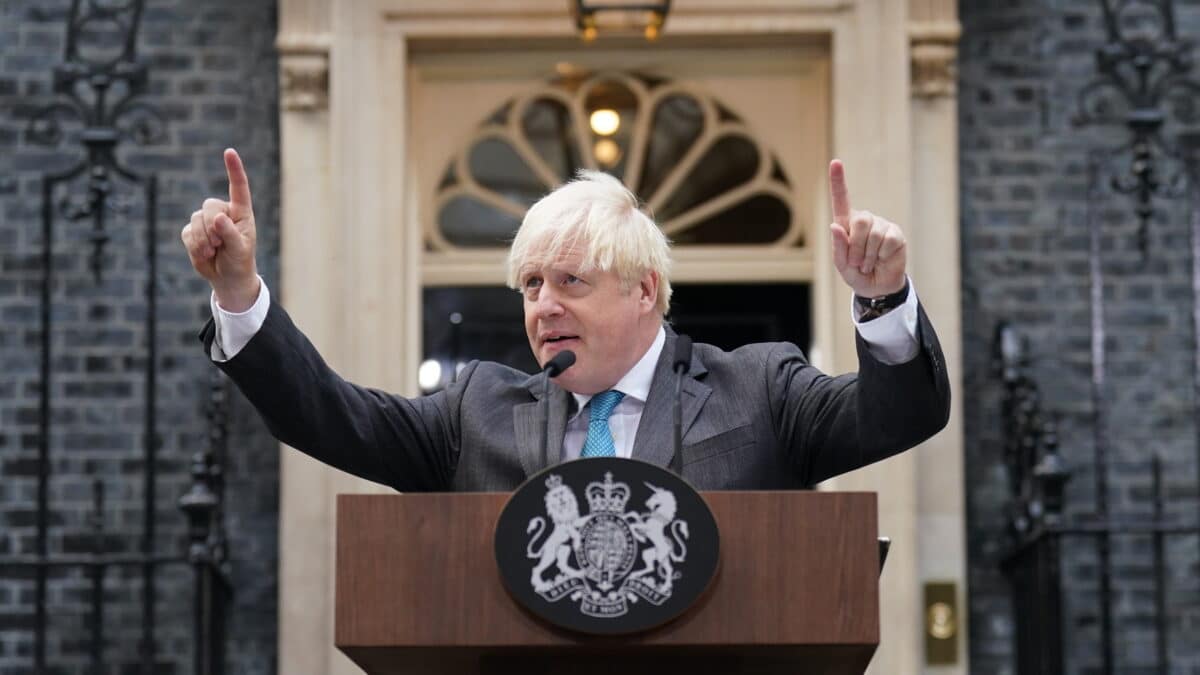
[925,581,958,665]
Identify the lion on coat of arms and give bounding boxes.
[526,475,586,591]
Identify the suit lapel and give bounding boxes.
[514,374,571,479]
[631,332,711,468]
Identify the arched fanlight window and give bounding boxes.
[429,72,799,250]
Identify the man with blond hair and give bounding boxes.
[183,149,948,491]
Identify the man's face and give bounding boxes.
[520,249,658,395]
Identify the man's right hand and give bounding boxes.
[181,148,260,312]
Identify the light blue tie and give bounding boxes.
[580,390,625,458]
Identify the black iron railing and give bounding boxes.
[996,322,1200,674]
[997,2,1200,673]
[0,1,230,673]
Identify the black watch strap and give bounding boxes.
[855,281,910,322]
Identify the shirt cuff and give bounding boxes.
[850,277,920,365]
[208,276,270,362]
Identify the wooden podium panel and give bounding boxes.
[336,491,879,674]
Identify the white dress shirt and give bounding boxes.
[561,326,666,461]
[208,277,923,460]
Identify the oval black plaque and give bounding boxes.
[494,457,720,635]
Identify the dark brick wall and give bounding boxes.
[961,1,1200,673]
[0,1,280,673]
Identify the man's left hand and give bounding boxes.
[828,159,907,298]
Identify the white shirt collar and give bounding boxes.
[569,325,666,419]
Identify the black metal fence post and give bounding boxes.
[180,368,231,675]
[996,323,1071,674]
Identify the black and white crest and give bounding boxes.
[495,458,720,635]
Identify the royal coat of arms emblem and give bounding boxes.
[526,472,690,617]
[495,457,719,635]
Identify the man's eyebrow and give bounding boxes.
[548,265,587,278]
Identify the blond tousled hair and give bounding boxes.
[506,170,673,315]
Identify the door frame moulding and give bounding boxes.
[275,1,965,674]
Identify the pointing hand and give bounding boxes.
[180,148,260,312]
[828,159,907,299]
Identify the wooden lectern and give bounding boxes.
[336,492,880,674]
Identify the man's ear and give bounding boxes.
[638,270,659,315]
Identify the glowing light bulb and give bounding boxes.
[418,359,442,392]
[594,138,621,167]
[589,109,620,136]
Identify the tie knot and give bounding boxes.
[589,390,624,422]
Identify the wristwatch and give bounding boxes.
[854,281,909,322]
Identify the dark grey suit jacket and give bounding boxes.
[202,301,950,492]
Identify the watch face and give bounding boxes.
[494,457,720,635]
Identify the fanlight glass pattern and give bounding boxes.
[431,73,798,250]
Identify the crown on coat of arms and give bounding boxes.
[585,472,630,514]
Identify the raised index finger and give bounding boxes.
[224,148,253,219]
[829,159,852,228]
